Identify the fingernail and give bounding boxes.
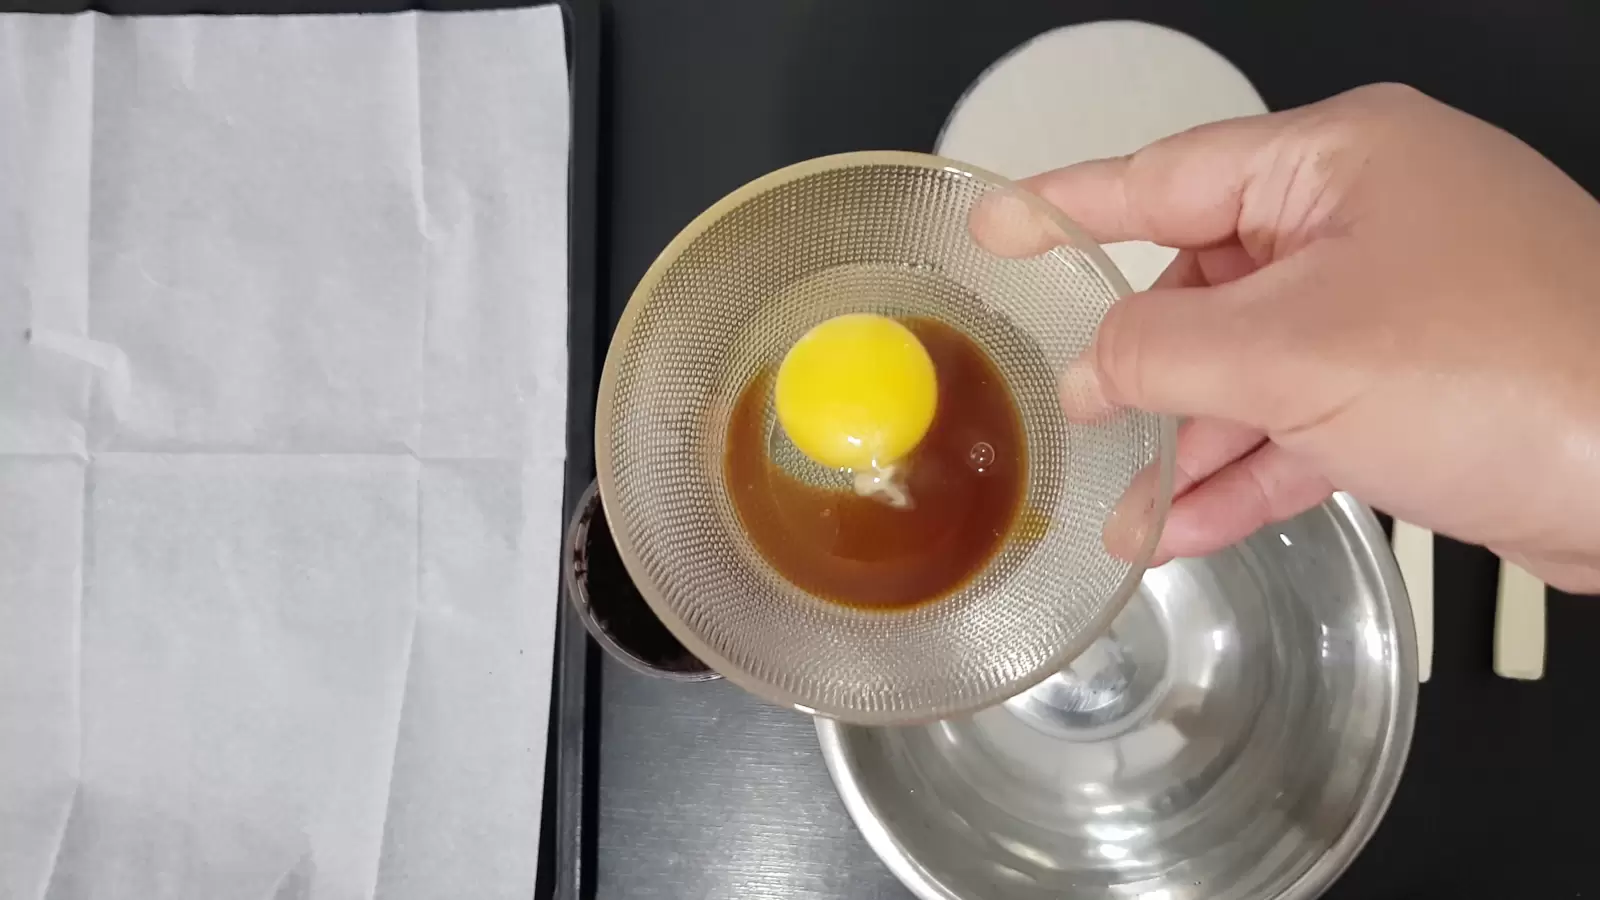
[1103,464,1159,562]
[1060,358,1113,421]
[968,191,1067,259]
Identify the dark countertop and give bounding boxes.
[597,2,1600,898]
[4,0,1599,896]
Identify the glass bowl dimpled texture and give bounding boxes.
[595,151,1174,725]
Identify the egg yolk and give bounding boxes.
[774,313,938,472]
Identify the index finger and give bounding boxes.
[1018,108,1304,250]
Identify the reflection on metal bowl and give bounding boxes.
[817,494,1415,900]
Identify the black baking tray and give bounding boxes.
[539,2,603,899]
[539,2,603,896]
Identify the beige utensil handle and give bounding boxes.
[1391,520,1434,683]
[1494,561,1546,681]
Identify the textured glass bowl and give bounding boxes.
[596,151,1174,725]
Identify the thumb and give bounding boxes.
[1060,268,1287,425]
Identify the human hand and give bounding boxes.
[1030,83,1600,593]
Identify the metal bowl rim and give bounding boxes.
[815,491,1419,900]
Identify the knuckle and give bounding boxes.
[1337,83,1435,137]
[1312,82,1430,142]
[1353,81,1427,107]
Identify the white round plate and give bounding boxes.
[937,20,1268,290]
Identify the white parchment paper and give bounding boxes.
[0,9,570,899]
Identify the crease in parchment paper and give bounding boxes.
[366,16,431,893]
[265,851,317,900]
[0,8,570,900]
[28,329,132,427]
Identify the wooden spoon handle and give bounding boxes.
[1391,520,1434,683]
[1494,561,1547,681]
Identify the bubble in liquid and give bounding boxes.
[968,441,996,473]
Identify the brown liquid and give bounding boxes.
[724,317,1026,608]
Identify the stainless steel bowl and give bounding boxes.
[817,494,1416,900]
